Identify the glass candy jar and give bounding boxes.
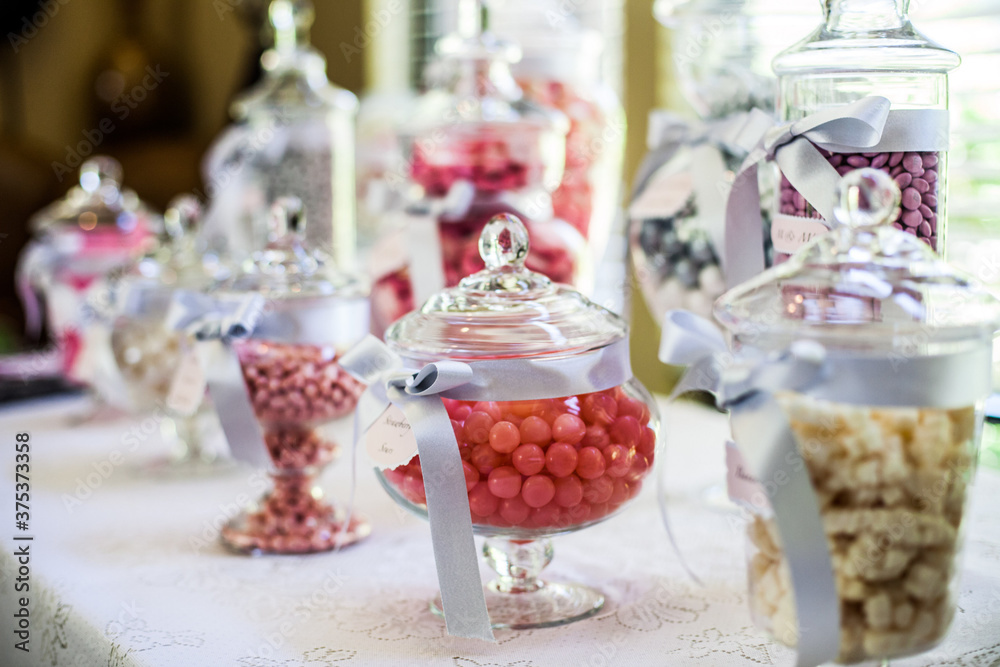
[202,0,358,267]
[715,169,1000,663]
[215,200,371,554]
[368,5,589,335]
[17,156,159,384]
[375,214,658,628]
[770,0,960,261]
[95,196,229,471]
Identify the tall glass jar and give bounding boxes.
[201,0,359,268]
[213,199,371,554]
[715,169,1000,663]
[770,0,960,261]
[373,213,659,628]
[17,157,160,386]
[368,3,589,335]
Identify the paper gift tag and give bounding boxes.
[726,440,768,512]
[366,405,419,469]
[166,349,206,416]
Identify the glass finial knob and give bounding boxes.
[79,156,123,193]
[269,0,313,50]
[833,167,901,229]
[164,195,201,239]
[480,213,529,270]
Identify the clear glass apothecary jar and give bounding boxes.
[375,213,658,628]
[17,156,160,385]
[214,199,371,555]
[715,169,1000,663]
[91,196,229,472]
[368,4,589,335]
[771,0,960,261]
[202,0,358,268]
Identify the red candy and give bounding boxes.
[545,443,579,478]
[576,446,607,480]
[520,416,552,445]
[521,475,556,508]
[512,444,546,476]
[489,421,521,454]
[381,387,657,530]
[487,466,523,499]
[552,413,586,444]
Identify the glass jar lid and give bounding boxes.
[386,213,625,360]
[29,156,159,239]
[220,197,365,301]
[230,0,358,120]
[714,168,1000,351]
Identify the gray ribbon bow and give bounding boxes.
[724,96,950,289]
[659,309,991,666]
[340,334,635,642]
[166,290,271,467]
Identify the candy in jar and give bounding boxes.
[678,169,1000,664]
[199,198,371,555]
[367,1,589,335]
[346,213,659,632]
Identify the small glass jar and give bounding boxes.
[94,196,229,471]
[715,169,1000,663]
[771,0,960,261]
[376,213,659,628]
[215,199,371,555]
[368,6,589,335]
[201,0,359,268]
[17,157,160,385]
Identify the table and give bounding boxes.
[1,396,999,667]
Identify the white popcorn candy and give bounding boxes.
[745,393,977,662]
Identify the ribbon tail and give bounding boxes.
[724,160,766,289]
[204,341,271,469]
[392,388,494,642]
[731,393,840,667]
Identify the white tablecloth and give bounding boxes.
[1,396,999,667]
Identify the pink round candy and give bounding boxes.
[545,443,579,478]
[580,393,618,426]
[469,482,499,517]
[464,411,495,444]
[554,475,584,508]
[487,466,522,499]
[576,446,607,480]
[551,413,586,445]
[519,416,552,445]
[512,444,546,476]
[499,496,531,524]
[489,421,521,454]
[582,475,614,504]
[609,416,642,449]
[521,475,556,508]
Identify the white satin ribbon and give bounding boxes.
[658,309,990,667]
[340,335,634,642]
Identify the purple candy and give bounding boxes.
[919,204,933,219]
[889,152,904,167]
[892,223,904,230]
[903,154,923,173]
[870,153,889,168]
[902,187,922,211]
[890,165,904,177]
[836,165,854,176]
[829,154,843,167]
[847,155,870,168]
[894,173,913,189]
[923,154,938,167]
[912,177,929,194]
[902,210,923,228]
[905,227,917,236]
[924,194,937,208]
[924,169,938,183]
[919,220,932,237]
[793,191,807,209]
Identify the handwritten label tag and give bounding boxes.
[166,349,206,416]
[726,440,767,512]
[771,213,831,254]
[365,404,419,469]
